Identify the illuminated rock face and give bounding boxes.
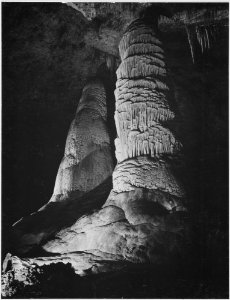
[51,80,113,201]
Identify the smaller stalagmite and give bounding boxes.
[51,80,113,201]
[11,78,114,255]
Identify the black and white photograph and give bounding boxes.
[1,1,229,298]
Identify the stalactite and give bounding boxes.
[205,28,210,48]
[186,25,195,63]
[187,23,214,62]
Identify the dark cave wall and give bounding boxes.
[162,27,228,289]
[2,3,106,225]
[162,27,229,213]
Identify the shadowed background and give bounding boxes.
[2,2,228,298]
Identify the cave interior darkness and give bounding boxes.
[1,2,229,298]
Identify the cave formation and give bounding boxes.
[2,2,229,298]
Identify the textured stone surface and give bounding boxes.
[68,3,228,28]
[2,253,102,298]
[41,201,187,260]
[84,27,121,57]
[112,157,185,198]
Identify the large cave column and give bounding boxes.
[106,17,187,220]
